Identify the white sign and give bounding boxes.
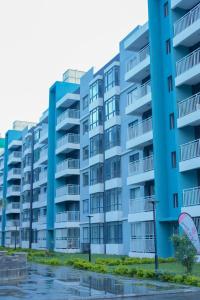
[178,212,200,254]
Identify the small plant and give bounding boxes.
[171,234,197,274]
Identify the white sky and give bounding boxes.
[0,0,148,136]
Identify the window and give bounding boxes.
[83,146,89,160]
[89,107,103,130]
[104,66,119,92]
[89,80,103,103]
[130,187,140,199]
[82,119,89,135]
[105,96,120,121]
[171,151,176,168]
[169,113,175,129]
[91,223,104,244]
[173,193,178,208]
[90,134,103,157]
[83,95,89,110]
[105,125,120,150]
[164,2,169,17]
[105,188,122,212]
[90,163,103,185]
[83,227,89,242]
[105,156,121,180]
[83,172,89,186]
[90,193,104,213]
[129,153,139,163]
[107,222,122,244]
[166,39,171,54]
[83,199,89,214]
[168,75,173,92]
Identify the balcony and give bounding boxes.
[56,109,80,131]
[7,168,21,181]
[55,184,80,203]
[55,211,80,228]
[125,81,152,115]
[128,196,154,223]
[175,47,200,86]
[39,109,48,123]
[56,93,80,109]
[127,156,154,185]
[6,202,20,214]
[38,147,48,165]
[124,22,149,51]
[177,92,200,128]
[55,158,80,178]
[33,193,47,208]
[130,238,154,256]
[180,139,200,172]
[39,170,47,185]
[171,0,200,10]
[125,45,150,83]
[56,133,80,155]
[6,185,21,197]
[174,3,200,47]
[8,139,22,150]
[7,151,21,165]
[182,187,200,217]
[38,215,47,225]
[5,219,20,230]
[126,117,153,150]
[39,125,48,144]
[55,238,80,251]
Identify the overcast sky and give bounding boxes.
[0,0,148,136]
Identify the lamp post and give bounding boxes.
[87,215,93,262]
[14,222,18,250]
[148,198,159,272]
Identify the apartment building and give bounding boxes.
[0,0,200,257]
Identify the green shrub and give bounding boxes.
[113,266,129,276]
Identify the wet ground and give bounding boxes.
[0,263,199,300]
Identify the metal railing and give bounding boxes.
[56,133,80,149]
[127,81,151,106]
[7,168,21,178]
[8,151,22,161]
[38,193,47,203]
[56,184,80,197]
[57,109,80,124]
[130,238,155,253]
[178,92,200,118]
[6,220,20,227]
[7,202,20,210]
[56,158,80,173]
[40,147,48,160]
[55,238,80,249]
[180,138,200,161]
[174,3,200,35]
[129,196,154,214]
[7,185,21,195]
[129,155,154,176]
[128,117,152,140]
[176,47,200,76]
[127,44,150,72]
[39,170,47,181]
[40,125,48,140]
[183,186,200,207]
[38,215,47,224]
[55,211,80,223]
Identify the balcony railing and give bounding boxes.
[174,3,200,36]
[7,185,21,194]
[6,220,20,227]
[56,133,80,149]
[7,202,20,210]
[55,211,80,223]
[57,109,80,124]
[127,81,151,106]
[127,44,150,72]
[39,170,47,181]
[129,155,154,176]
[180,139,200,161]
[183,187,200,207]
[40,125,48,140]
[55,238,80,249]
[7,168,21,178]
[178,92,200,118]
[38,215,47,224]
[56,159,80,173]
[176,47,200,76]
[38,193,47,203]
[56,184,80,198]
[128,117,152,140]
[130,238,155,253]
[129,196,154,214]
[40,147,48,160]
[8,151,22,161]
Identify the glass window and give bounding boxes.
[168,75,173,92]
[105,96,120,121]
[107,222,122,244]
[105,156,121,180]
[83,172,89,186]
[82,119,89,135]
[164,2,169,17]
[173,193,178,208]
[171,151,176,168]
[89,80,103,103]
[90,193,104,213]
[169,113,175,129]
[104,66,119,92]
[83,199,89,214]
[166,39,171,54]
[89,107,103,130]
[90,134,103,157]
[83,146,89,160]
[105,188,122,212]
[105,125,120,150]
[91,223,104,244]
[83,95,89,110]
[90,163,103,185]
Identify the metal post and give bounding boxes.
[152,201,158,272]
[87,215,93,262]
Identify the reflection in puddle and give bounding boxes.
[0,263,193,300]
